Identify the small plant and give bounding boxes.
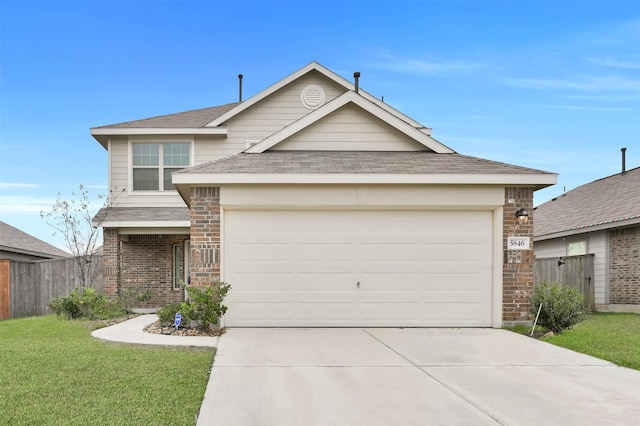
[529,281,587,334]
[180,280,231,329]
[118,287,152,312]
[157,303,183,326]
[48,287,125,320]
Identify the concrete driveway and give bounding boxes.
[196,328,640,426]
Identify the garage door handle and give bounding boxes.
[357,281,360,288]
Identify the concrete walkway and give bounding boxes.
[91,314,218,347]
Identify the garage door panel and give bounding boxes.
[224,210,494,327]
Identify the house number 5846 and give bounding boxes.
[508,237,530,250]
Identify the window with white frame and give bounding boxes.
[132,142,190,191]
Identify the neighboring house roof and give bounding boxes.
[0,221,69,259]
[534,166,640,240]
[92,207,190,228]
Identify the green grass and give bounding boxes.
[0,316,215,425]
[543,312,640,370]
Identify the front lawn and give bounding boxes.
[0,316,214,425]
[543,312,640,370]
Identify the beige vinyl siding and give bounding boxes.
[272,105,426,151]
[194,135,244,165]
[226,72,345,146]
[109,137,129,198]
[534,239,566,259]
[588,231,607,304]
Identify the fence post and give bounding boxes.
[0,260,10,320]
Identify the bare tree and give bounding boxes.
[40,184,110,289]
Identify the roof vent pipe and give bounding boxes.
[353,72,360,94]
[621,147,627,174]
[238,74,243,102]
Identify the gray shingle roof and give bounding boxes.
[93,103,240,129]
[534,166,640,238]
[175,151,553,175]
[0,221,69,259]
[93,207,190,224]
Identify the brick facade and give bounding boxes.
[502,187,535,323]
[608,225,640,304]
[103,228,120,299]
[101,228,188,307]
[189,187,221,287]
[102,185,539,321]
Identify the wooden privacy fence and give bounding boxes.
[0,256,103,320]
[534,254,595,310]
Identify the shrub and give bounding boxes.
[181,280,231,329]
[118,287,152,312]
[530,281,587,334]
[157,303,183,326]
[48,287,125,320]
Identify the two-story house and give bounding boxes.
[91,62,556,328]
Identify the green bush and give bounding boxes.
[48,287,125,320]
[157,303,183,326]
[530,281,587,334]
[180,280,231,329]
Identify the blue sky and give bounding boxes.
[1,0,639,251]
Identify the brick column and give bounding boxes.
[503,187,535,323]
[190,187,220,287]
[102,228,120,300]
[609,226,640,304]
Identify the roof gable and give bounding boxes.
[534,166,640,239]
[246,91,453,154]
[205,62,432,133]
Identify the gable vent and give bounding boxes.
[301,84,325,110]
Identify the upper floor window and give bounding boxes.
[132,143,190,191]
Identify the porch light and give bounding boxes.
[515,208,529,223]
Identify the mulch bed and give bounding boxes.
[144,320,226,337]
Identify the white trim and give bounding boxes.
[492,207,503,328]
[92,127,227,136]
[105,222,190,230]
[245,91,453,154]
[204,61,434,133]
[173,172,557,186]
[107,138,113,197]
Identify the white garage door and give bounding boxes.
[223,210,493,327]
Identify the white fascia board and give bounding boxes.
[245,91,454,154]
[173,172,557,186]
[100,220,190,228]
[206,62,332,127]
[91,127,227,136]
[534,216,640,241]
